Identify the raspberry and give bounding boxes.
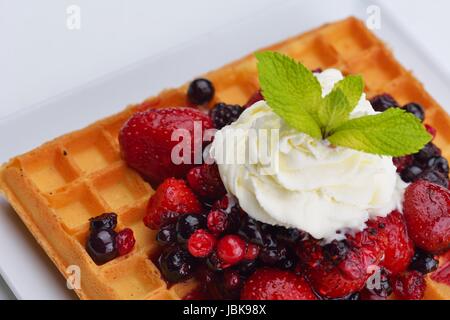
[187,163,226,202]
[209,103,244,129]
[392,271,426,300]
[241,268,317,300]
[403,180,450,252]
[115,228,136,256]
[188,229,216,258]
[217,235,246,265]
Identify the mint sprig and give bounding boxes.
[255,51,432,156]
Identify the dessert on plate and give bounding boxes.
[0,17,449,300]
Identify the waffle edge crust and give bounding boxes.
[1,17,449,300]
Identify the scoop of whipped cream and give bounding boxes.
[210,69,408,242]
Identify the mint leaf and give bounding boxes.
[318,75,363,135]
[256,51,322,139]
[319,88,349,136]
[333,75,364,111]
[328,108,432,156]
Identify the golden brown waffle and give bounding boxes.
[1,17,449,300]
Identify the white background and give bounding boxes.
[0,0,449,299]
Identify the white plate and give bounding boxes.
[1,0,450,300]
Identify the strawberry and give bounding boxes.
[350,211,414,275]
[143,178,202,229]
[119,107,214,186]
[298,239,380,299]
[240,268,316,300]
[403,180,450,253]
[187,163,227,202]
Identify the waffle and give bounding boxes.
[1,17,449,300]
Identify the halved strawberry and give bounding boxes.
[143,178,202,230]
[240,268,316,300]
[403,180,450,253]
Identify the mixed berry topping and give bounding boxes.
[209,103,244,129]
[187,78,215,105]
[115,78,450,300]
[85,213,136,265]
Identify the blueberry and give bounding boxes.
[156,224,176,246]
[238,216,264,246]
[209,103,244,129]
[414,143,441,163]
[86,229,118,265]
[176,214,206,243]
[427,157,449,175]
[370,94,399,112]
[273,226,304,244]
[323,240,349,264]
[187,78,215,105]
[158,246,194,283]
[410,249,439,274]
[404,103,425,122]
[238,259,258,276]
[401,165,423,183]
[89,212,117,231]
[259,243,296,270]
[418,170,449,188]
